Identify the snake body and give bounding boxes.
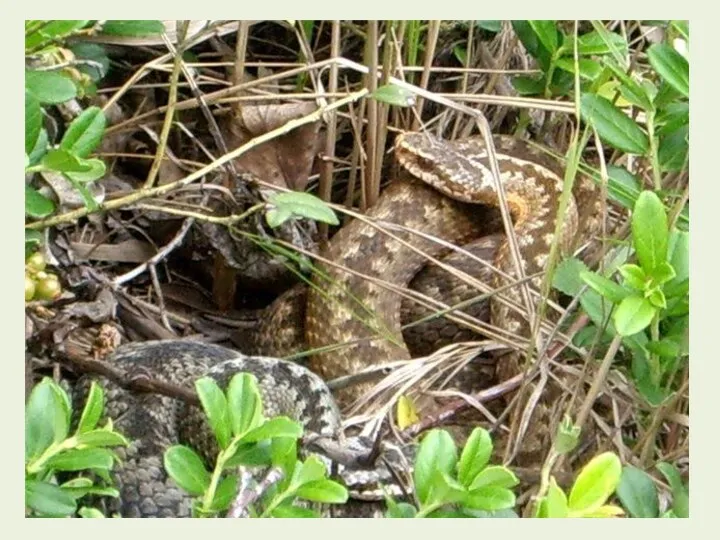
[78,132,601,516]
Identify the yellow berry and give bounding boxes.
[35,277,62,301]
[26,252,47,272]
[25,275,36,302]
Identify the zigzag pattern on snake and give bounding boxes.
[75,131,601,517]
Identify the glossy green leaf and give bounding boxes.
[195,377,231,449]
[65,158,107,183]
[78,507,106,518]
[580,271,628,304]
[270,505,320,518]
[25,20,89,50]
[614,295,656,336]
[42,149,92,172]
[656,462,689,518]
[632,191,669,273]
[25,70,77,104]
[227,373,264,437]
[292,455,327,488]
[240,417,303,444]
[457,427,492,487]
[468,466,518,491]
[555,58,602,81]
[528,20,559,53]
[605,165,642,211]
[266,191,339,228]
[45,448,115,471]
[539,477,569,517]
[60,106,106,158]
[210,475,239,512]
[76,381,104,434]
[25,91,42,155]
[465,486,516,511]
[413,429,458,505]
[568,452,622,514]
[648,43,689,97]
[28,128,49,166]
[296,479,349,503]
[74,429,128,448]
[163,445,211,496]
[25,378,69,461]
[100,20,165,37]
[580,94,649,154]
[385,501,418,518]
[576,30,628,56]
[658,124,688,172]
[25,186,55,218]
[371,84,417,107]
[25,480,77,517]
[512,20,552,70]
[511,74,546,96]
[616,466,659,518]
[70,43,111,81]
[618,264,647,291]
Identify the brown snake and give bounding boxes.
[244,131,602,457]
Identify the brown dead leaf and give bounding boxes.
[224,102,322,191]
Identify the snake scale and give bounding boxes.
[75,131,601,517]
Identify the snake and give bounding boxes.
[75,131,601,517]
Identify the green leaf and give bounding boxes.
[615,466,659,518]
[656,462,689,518]
[468,466,518,491]
[270,505,320,518]
[25,90,42,155]
[227,373,264,437]
[25,480,77,517]
[555,58,602,81]
[291,455,327,488]
[45,447,115,471]
[42,149,93,172]
[266,191,339,228]
[649,261,676,285]
[195,377,231,449]
[511,74,546,96]
[210,475,239,512]
[225,440,273,468]
[465,486,516,511]
[385,501,418,518]
[425,471,467,506]
[606,165,642,211]
[413,429,458,505]
[613,295,656,336]
[60,106,106,158]
[539,477,569,517]
[554,415,581,454]
[648,44,689,97]
[370,84,417,107]
[100,20,165,37]
[163,445,211,496]
[25,186,55,218]
[580,94,649,155]
[575,31,628,56]
[270,436,298,479]
[632,191,669,273]
[25,378,68,461]
[25,20,90,50]
[64,158,107,183]
[646,338,681,359]
[667,230,689,286]
[553,257,590,296]
[78,507,106,518]
[618,263,647,291]
[74,429,128,448]
[457,427,492,487]
[568,452,622,514]
[580,270,628,304]
[25,70,77,104]
[658,124,688,172]
[240,417,303,444]
[76,381,104,434]
[70,43,111,81]
[512,20,552,70]
[296,479,349,503]
[647,288,666,309]
[28,128,49,166]
[477,21,502,33]
[528,20,559,53]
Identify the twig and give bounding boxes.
[227,466,285,518]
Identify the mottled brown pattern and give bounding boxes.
[305,133,601,409]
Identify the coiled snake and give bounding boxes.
[77,131,601,517]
